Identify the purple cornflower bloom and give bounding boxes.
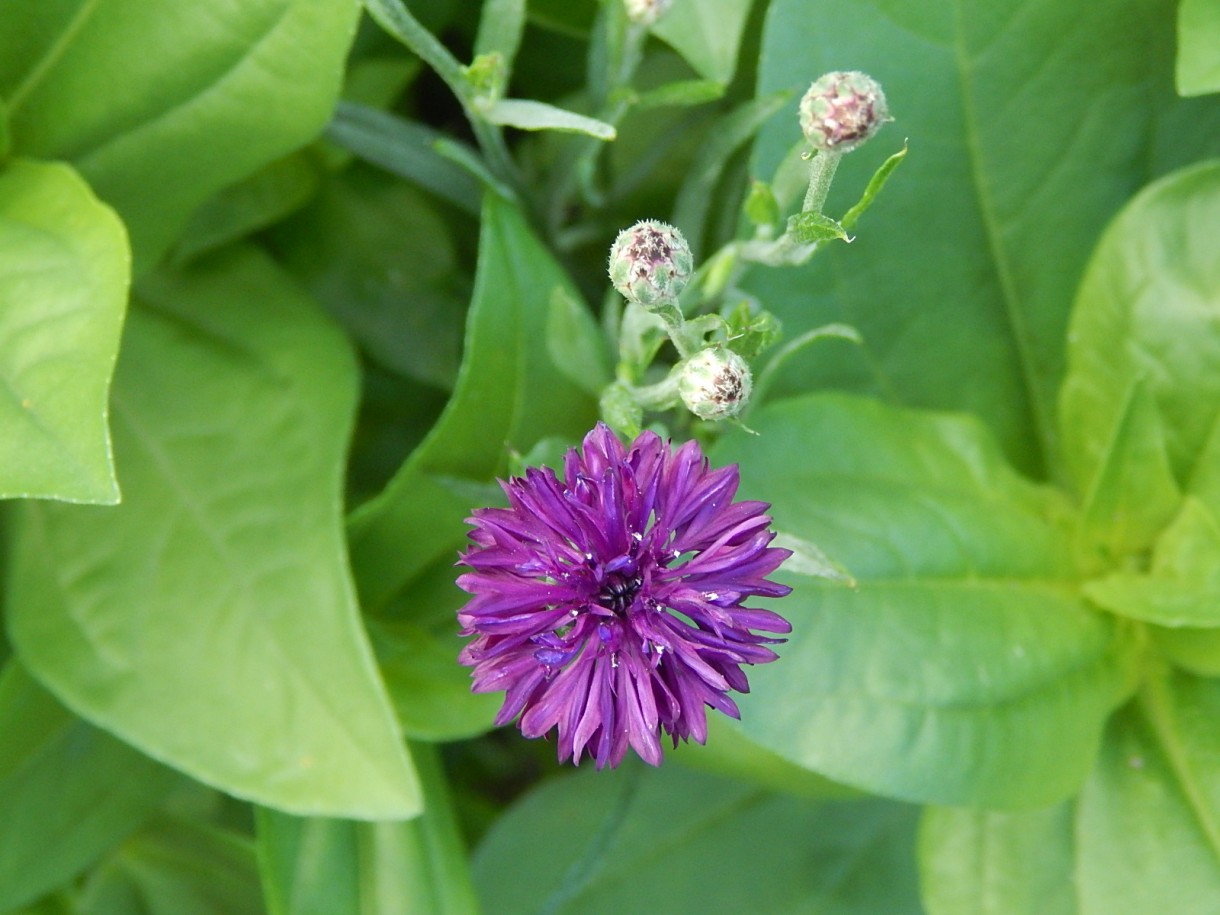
[456,423,792,768]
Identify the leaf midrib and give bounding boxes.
[950,0,1053,477]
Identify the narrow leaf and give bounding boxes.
[482,99,616,140]
[326,102,482,215]
[840,141,909,229]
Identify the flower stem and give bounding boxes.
[802,149,842,214]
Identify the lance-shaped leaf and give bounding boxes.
[712,394,1139,808]
[347,194,597,612]
[7,247,420,818]
[0,159,127,504]
[0,0,362,270]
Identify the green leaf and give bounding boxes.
[919,802,1077,915]
[1178,0,1220,96]
[651,0,754,85]
[7,247,420,818]
[1077,674,1220,914]
[743,179,781,229]
[481,99,616,140]
[1,0,363,271]
[325,102,483,215]
[347,195,598,612]
[1075,379,1181,568]
[270,164,466,390]
[1061,161,1220,491]
[785,211,850,245]
[1154,625,1220,676]
[711,394,1139,808]
[547,287,612,399]
[752,0,1220,477]
[77,817,264,915]
[371,619,499,742]
[473,764,923,914]
[474,0,527,78]
[170,153,322,265]
[840,141,908,230]
[1085,496,1220,627]
[257,744,478,915]
[0,159,128,504]
[0,662,180,911]
[672,91,792,258]
[633,79,726,110]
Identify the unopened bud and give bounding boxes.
[799,71,889,154]
[608,220,693,309]
[624,0,673,26]
[678,348,752,421]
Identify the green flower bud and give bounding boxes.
[799,71,889,154]
[608,220,693,310]
[678,348,752,421]
[624,0,674,26]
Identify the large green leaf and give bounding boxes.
[1060,160,1220,491]
[347,194,598,612]
[473,764,923,914]
[711,394,1139,808]
[0,662,179,911]
[0,0,362,270]
[0,159,127,504]
[6,247,419,818]
[919,673,1220,915]
[751,0,1220,477]
[919,802,1077,915]
[256,744,478,915]
[76,817,264,915]
[1076,677,1220,914]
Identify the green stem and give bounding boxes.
[631,369,682,411]
[802,149,842,214]
[651,301,697,359]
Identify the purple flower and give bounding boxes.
[456,423,792,769]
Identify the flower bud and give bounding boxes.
[623,0,673,26]
[799,71,889,154]
[678,348,752,421]
[608,220,693,309]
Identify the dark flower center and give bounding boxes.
[598,572,643,614]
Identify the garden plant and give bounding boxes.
[1,0,1220,912]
